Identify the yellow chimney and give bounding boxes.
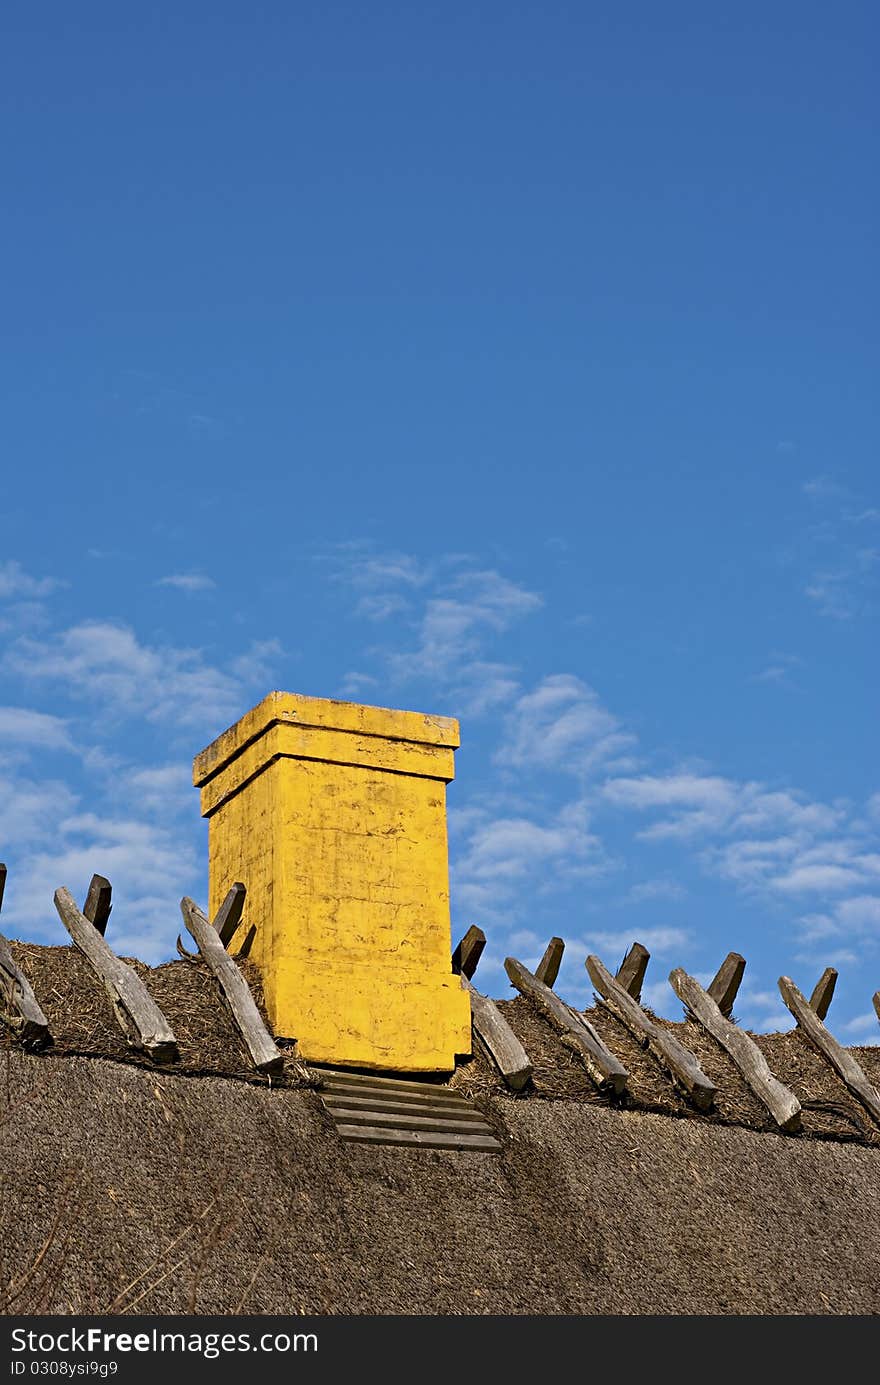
[193,692,472,1073]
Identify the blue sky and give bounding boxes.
[1,3,877,1040]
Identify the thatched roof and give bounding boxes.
[455,994,880,1146]
[3,1045,879,1315]
[5,941,312,1086]
[2,939,880,1314]
[6,940,879,1144]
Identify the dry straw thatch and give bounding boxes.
[2,1044,880,1315]
[2,938,880,1315]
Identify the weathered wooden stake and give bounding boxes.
[535,937,564,988]
[586,954,716,1110]
[214,882,247,949]
[180,896,283,1074]
[82,874,112,936]
[234,923,256,960]
[53,886,178,1063]
[778,976,880,1129]
[615,942,650,1002]
[464,976,532,1092]
[505,955,628,1096]
[451,925,485,980]
[670,968,801,1133]
[0,935,53,1050]
[451,927,531,1089]
[808,967,837,1021]
[0,863,52,1049]
[707,953,746,1017]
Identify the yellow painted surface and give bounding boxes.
[194,692,471,1073]
[199,721,456,818]
[194,690,459,784]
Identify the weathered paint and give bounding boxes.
[193,692,472,1073]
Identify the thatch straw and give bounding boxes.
[5,941,879,1145]
[2,1047,880,1315]
[6,941,315,1088]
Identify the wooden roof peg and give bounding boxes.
[615,942,650,1002]
[82,874,112,936]
[452,925,486,980]
[535,937,564,989]
[587,954,715,1110]
[54,886,178,1063]
[808,967,837,1022]
[0,867,52,1051]
[180,896,283,1074]
[214,882,247,949]
[707,952,746,1018]
[670,967,801,1133]
[779,976,880,1129]
[505,955,628,1096]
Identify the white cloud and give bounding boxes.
[731,986,791,1033]
[506,927,543,953]
[841,1012,880,1042]
[605,772,734,811]
[187,412,224,439]
[604,773,738,838]
[230,638,283,685]
[772,862,868,894]
[835,895,880,930]
[714,835,804,885]
[797,911,840,944]
[0,563,64,636]
[338,671,380,697]
[456,804,602,883]
[330,548,542,715]
[356,592,411,622]
[501,674,637,777]
[600,768,880,986]
[627,878,686,903]
[750,653,802,686]
[0,772,79,848]
[155,573,216,593]
[751,664,789,685]
[11,825,199,963]
[6,620,261,732]
[341,550,429,593]
[391,569,542,682]
[639,978,681,1016]
[803,476,848,501]
[0,601,55,636]
[452,798,609,924]
[449,661,520,717]
[121,763,195,817]
[0,741,205,962]
[334,550,429,623]
[0,560,62,600]
[0,706,74,752]
[603,775,860,887]
[730,792,843,836]
[796,895,880,952]
[805,571,855,620]
[768,841,880,896]
[803,542,878,622]
[789,475,878,619]
[579,925,690,957]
